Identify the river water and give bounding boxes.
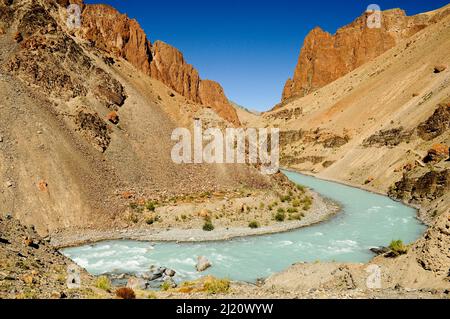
[62,170,426,282]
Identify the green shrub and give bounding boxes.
[292,199,301,207]
[248,221,260,229]
[388,240,408,257]
[145,201,157,212]
[287,207,298,214]
[203,278,230,295]
[161,281,171,291]
[280,195,291,203]
[274,210,286,222]
[296,184,306,193]
[203,221,215,231]
[145,215,160,225]
[95,276,111,291]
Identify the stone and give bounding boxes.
[370,247,389,255]
[196,256,212,272]
[37,180,48,192]
[106,111,119,125]
[0,237,11,244]
[13,32,22,43]
[164,268,176,277]
[434,65,447,73]
[424,144,449,163]
[198,209,211,219]
[417,101,450,141]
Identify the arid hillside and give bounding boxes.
[0,0,274,236]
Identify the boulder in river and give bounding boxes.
[165,268,176,277]
[196,256,212,272]
[370,247,390,255]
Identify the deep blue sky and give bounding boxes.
[86,0,449,111]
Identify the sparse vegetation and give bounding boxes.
[388,240,408,257]
[248,221,260,229]
[203,220,215,231]
[161,281,171,291]
[145,215,160,225]
[95,276,111,291]
[145,201,157,212]
[203,278,230,295]
[275,209,286,222]
[296,184,306,193]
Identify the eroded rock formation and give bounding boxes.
[282,8,448,101]
[78,4,239,124]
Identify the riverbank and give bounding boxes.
[51,192,341,248]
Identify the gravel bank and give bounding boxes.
[51,192,341,248]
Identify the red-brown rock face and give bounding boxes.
[282,8,446,101]
[199,80,240,125]
[149,40,201,103]
[80,4,153,75]
[77,4,239,125]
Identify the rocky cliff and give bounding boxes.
[78,3,239,125]
[281,8,449,102]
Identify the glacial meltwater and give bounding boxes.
[62,171,426,283]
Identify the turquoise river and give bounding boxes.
[62,170,426,283]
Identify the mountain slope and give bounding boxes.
[0,0,271,236]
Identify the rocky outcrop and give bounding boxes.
[362,127,411,147]
[417,101,450,141]
[424,144,449,164]
[6,3,126,107]
[75,110,111,152]
[414,211,450,276]
[0,216,97,299]
[282,8,448,101]
[198,80,239,125]
[80,4,153,75]
[149,40,200,103]
[388,169,450,204]
[78,5,239,125]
